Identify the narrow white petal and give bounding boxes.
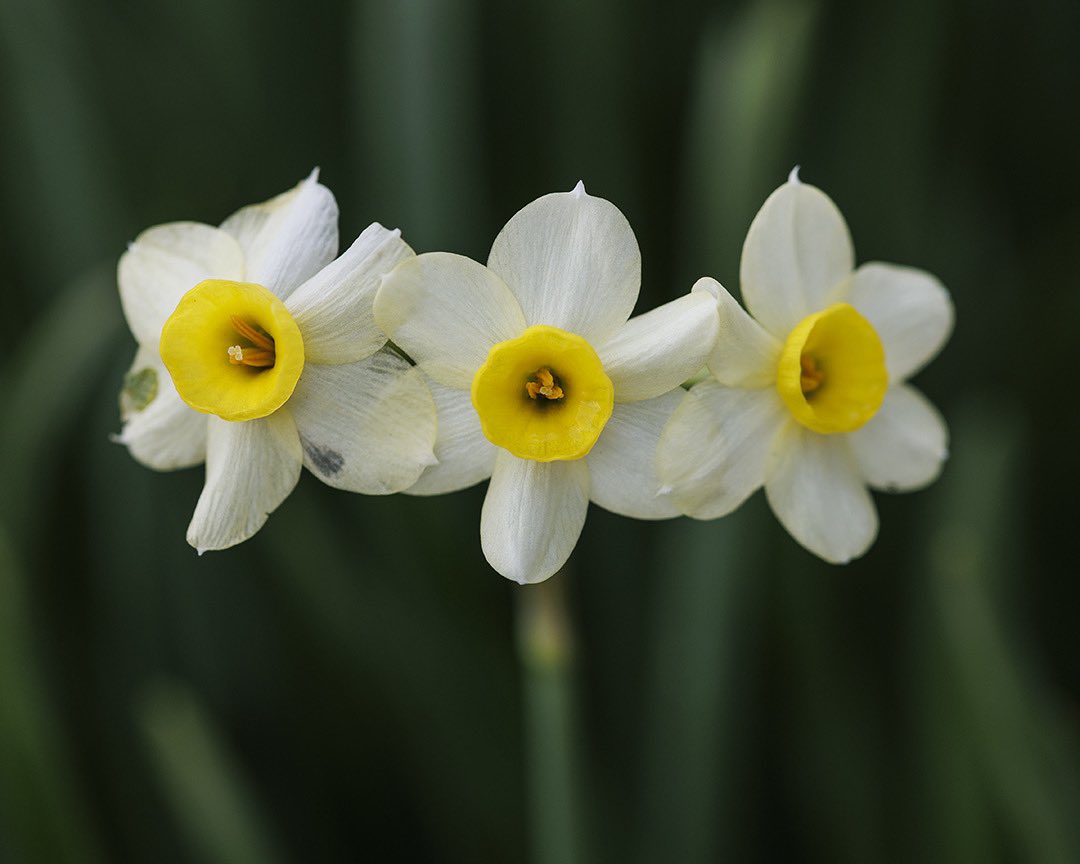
[586,391,683,519]
[656,381,786,519]
[695,277,782,387]
[118,222,245,345]
[406,378,497,496]
[219,170,339,299]
[187,411,303,553]
[286,223,413,365]
[740,179,854,337]
[598,290,719,403]
[849,384,948,492]
[480,453,590,584]
[115,346,207,470]
[764,422,878,564]
[487,187,639,344]
[288,349,437,494]
[374,252,526,388]
[848,262,954,382]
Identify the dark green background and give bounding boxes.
[2,0,1078,861]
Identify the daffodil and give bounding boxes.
[374,183,719,584]
[117,171,437,551]
[657,170,954,563]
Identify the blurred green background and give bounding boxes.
[2,0,1079,861]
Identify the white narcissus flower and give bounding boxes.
[657,170,954,564]
[374,183,719,584]
[116,170,437,552]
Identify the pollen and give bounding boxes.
[526,367,564,400]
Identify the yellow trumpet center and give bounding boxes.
[471,325,614,462]
[160,279,305,422]
[776,302,887,434]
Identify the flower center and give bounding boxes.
[471,325,614,462]
[160,279,305,422]
[776,302,887,434]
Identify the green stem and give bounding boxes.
[517,572,581,864]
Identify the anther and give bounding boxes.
[526,367,564,400]
[800,355,823,394]
[227,317,276,367]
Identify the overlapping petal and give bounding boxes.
[187,411,303,553]
[598,290,718,403]
[487,184,639,345]
[287,223,413,364]
[480,452,590,584]
[374,252,527,388]
[406,378,496,496]
[288,349,437,494]
[694,277,782,388]
[848,262,954,382]
[586,391,683,519]
[220,170,339,299]
[764,422,878,564]
[115,347,207,470]
[657,381,786,519]
[740,177,854,337]
[118,222,244,345]
[848,384,948,492]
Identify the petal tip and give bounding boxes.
[571,179,587,198]
[788,165,802,184]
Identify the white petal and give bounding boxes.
[656,381,787,520]
[740,178,854,338]
[848,384,948,492]
[288,348,437,494]
[406,378,497,496]
[764,422,878,564]
[586,391,683,519]
[219,170,339,299]
[695,277,782,387]
[286,223,413,365]
[487,186,639,344]
[848,262,954,382]
[118,222,245,345]
[374,252,527,388]
[115,346,207,470]
[480,452,590,584]
[598,290,719,403]
[187,411,303,553]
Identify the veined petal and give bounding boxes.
[287,223,414,364]
[118,222,245,345]
[695,277,782,387]
[187,410,303,553]
[374,252,527,388]
[219,170,339,300]
[115,346,207,470]
[656,381,786,520]
[288,348,437,494]
[848,262,954,382]
[848,384,948,492]
[740,177,854,338]
[764,421,877,564]
[586,391,683,519]
[598,290,719,403]
[480,452,590,584]
[487,184,639,345]
[406,377,497,496]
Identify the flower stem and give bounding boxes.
[517,572,581,864]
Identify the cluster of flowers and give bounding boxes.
[117,169,953,583]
